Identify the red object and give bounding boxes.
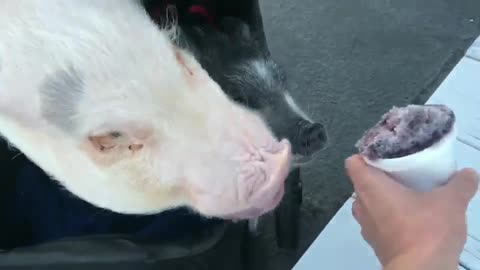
[189,4,214,24]
[146,1,216,27]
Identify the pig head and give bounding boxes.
[176,17,328,166]
[0,0,292,220]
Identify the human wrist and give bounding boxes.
[383,246,459,270]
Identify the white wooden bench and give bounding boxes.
[293,36,480,270]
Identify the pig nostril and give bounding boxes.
[297,123,326,155]
[311,123,326,138]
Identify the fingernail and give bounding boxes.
[345,154,359,164]
[344,156,353,167]
[473,171,480,187]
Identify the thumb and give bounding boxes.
[441,168,479,206]
[345,154,409,207]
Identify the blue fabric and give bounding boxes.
[0,1,226,251]
[0,157,222,250]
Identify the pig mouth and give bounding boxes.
[223,139,291,220]
[291,148,325,166]
[292,154,313,166]
[222,186,285,220]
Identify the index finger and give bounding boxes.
[345,155,409,206]
[438,168,479,207]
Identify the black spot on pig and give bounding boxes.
[177,17,327,160]
[40,67,84,133]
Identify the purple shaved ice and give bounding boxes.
[355,104,455,160]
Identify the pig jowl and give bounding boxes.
[0,0,293,220]
[172,15,328,166]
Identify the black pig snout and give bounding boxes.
[296,120,327,156]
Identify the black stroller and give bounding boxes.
[0,1,303,269]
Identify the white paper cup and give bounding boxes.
[362,124,457,192]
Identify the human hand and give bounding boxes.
[345,155,479,269]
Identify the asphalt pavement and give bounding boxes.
[251,0,480,269]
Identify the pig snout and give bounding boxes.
[296,120,327,156]
[225,139,292,220]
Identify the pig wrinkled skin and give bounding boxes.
[0,0,294,220]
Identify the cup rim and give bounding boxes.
[362,124,457,171]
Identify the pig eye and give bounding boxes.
[110,131,122,138]
[232,95,246,103]
[129,144,143,151]
[231,94,262,110]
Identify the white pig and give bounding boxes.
[0,0,292,220]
